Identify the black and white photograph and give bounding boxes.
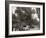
[12,7,40,31]
[5,1,45,37]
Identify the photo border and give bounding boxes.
[5,1,45,37]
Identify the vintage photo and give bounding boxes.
[12,7,40,31]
